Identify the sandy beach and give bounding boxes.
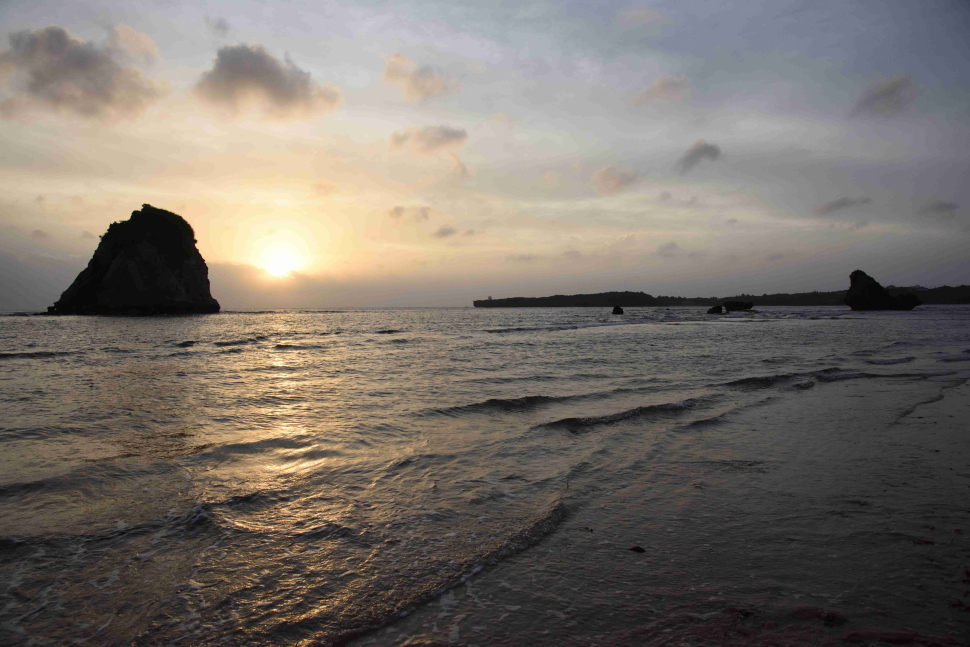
[358,376,970,646]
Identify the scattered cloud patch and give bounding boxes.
[313,181,338,196]
[109,24,158,64]
[543,171,561,188]
[432,225,457,238]
[383,54,459,103]
[654,241,683,258]
[80,230,94,239]
[725,218,739,226]
[507,253,541,262]
[591,166,637,194]
[814,196,871,216]
[389,125,467,155]
[677,140,721,174]
[617,7,667,28]
[766,253,786,262]
[450,153,470,180]
[30,229,49,241]
[463,229,476,236]
[919,199,958,216]
[632,75,687,105]
[206,17,231,37]
[195,44,341,119]
[657,191,671,202]
[0,26,166,120]
[388,205,432,222]
[851,75,917,117]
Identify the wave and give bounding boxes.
[212,335,266,346]
[425,394,570,417]
[724,373,802,390]
[375,329,405,334]
[532,397,705,434]
[0,350,75,360]
[273,343,327,350]
[865,357,916,365]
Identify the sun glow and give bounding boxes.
[263,254,298,277]
[258,239,304,277]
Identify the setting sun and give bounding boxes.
[258,239,304,277]
[263,253,298,277]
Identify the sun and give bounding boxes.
[258,238,304,277]
[263,253,298,277]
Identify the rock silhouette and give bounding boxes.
[49,204,220,315]
[843,270,920,311]
[612,305,624,314]
[722,300,754,312]
[707,305,723,314]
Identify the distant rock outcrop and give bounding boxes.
[722,300,754,312]
[844,270,920,311]
[49,204,220,315]
[707,305,723,314]
[612,305,624,315]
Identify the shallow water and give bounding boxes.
[1,306,968,645]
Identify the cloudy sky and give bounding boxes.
[1,0,968,309]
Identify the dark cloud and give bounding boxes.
[677,140,721,174]
[80,230,94,239]
[507,254,541,262]
[591,166,637,194]
[30,229,49,241]
[389,125,467,155]
[851,75,917,117]
[195,44,341,119]
[632,75,688,105]
[0,26,166,120]
[206,17,231,37]
[725,218,739,226]
[654,241,682,258]
[463,229,476,236]
[814,196,871,216]
[919,200,958,216]
[562,249,582,260]
[384,54,459,103]
[432,225,457,238]
[657,191,671,202]
[388,205,432,222]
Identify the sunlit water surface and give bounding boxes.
[1,306,968,645]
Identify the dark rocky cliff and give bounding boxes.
[50,204,220,315]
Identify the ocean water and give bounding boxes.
[1,305,969,645]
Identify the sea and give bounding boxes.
[1,305,968,646]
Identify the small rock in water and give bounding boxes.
[627,545,646,553]
[612,306,624,315]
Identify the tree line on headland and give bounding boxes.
[472,284,970,308]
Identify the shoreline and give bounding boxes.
[354,376,970,646]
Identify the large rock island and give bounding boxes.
[843,269,920,311]
[49,204,220,315]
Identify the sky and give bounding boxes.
[0,0,968,309]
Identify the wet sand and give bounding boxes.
[357,378,970,646]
